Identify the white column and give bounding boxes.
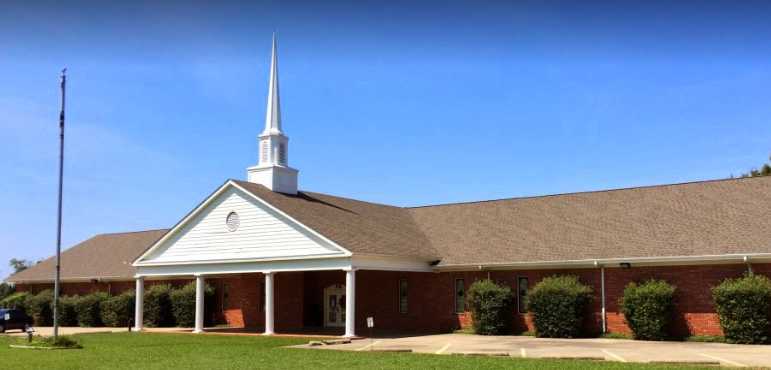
[344,268,356,338]
[194,275,205,333]
[263,272,275,335]
[133,276,144,331]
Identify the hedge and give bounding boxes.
[0,292,29,311]
[75,292,109,327]
[170,282,215,327]
[712,274,771,344]
[526,275,593,338]
[620,279,676,340]
[101,291,135,327]
[26,290,54,326]
[467,279,514,335]
[144,284,175,327]
[57,295,80,327]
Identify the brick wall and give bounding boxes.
[12,262,769,336]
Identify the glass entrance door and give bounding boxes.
[323,284,346,327]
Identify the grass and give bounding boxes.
[0,332,715,369]
[685,335,726,343]
[601,332,632,340]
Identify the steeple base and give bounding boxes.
[247,165,299,195]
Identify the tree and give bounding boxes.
[0,283,14,301]
[9,258,32,274]
[741,155,771,178]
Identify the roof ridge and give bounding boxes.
[407,175,771,209]
[231,179,402,209]
[95,228,170,237]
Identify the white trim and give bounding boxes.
[351,255,433,272]
[434,253,771,271]
[133,180,352,267]
[136,257,354,278]
[135,253,347,267]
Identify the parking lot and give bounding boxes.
[299,333,771,368]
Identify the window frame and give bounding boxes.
[454,278,466,314]
[398,278,409,314]
[517,276,529,314]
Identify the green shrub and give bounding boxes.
[101,291,135,327]
[40,335,82,349]
[466,279,514,335]
[0,291,29,311]
[712,274,771,344]
[170,282,215,327]
[526,275,593,338]
[620,279,676,340]
[75,292,109,327]
[144,284,174,327]
[56,295,80,326]
[26,290,54,326]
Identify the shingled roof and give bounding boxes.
[6,229,167,283]
[8,176,771,283]
[232,180,438,260]
[409,176,771,267]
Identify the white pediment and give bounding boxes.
[137,184,347,265]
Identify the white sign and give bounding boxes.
[4,313,9,321]
[366,317,374,328]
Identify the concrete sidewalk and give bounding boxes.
[1,326,128,337]
[297,333,771,368]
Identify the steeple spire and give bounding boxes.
[247,33,299,194]
[263,33,282,136]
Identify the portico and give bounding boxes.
[132,266,362,337]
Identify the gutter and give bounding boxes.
[5,276,130,285]
[433,253,771,271]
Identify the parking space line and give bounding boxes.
[435,343,451,354]
[601,349,627,362]
[520,348,526,358]
[356,340,381,351]
[698,353,747,367]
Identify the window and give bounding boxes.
[454,279,465,313]
[399,279,408,314]
[517,277,529,313]
[221,283,230,312]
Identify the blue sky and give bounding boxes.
[2,0,771,279]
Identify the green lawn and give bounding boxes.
[1,333,711,369]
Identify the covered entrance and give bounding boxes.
[129,180,433,338]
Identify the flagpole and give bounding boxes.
[53,68,66,341]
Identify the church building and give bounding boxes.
[7,36,771,338]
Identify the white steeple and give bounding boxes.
[247,33,299,194]
[263,34,282,136]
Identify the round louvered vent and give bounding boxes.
[226,211,240,232]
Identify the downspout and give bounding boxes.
[744,255,753,276]
[595,260,606,334]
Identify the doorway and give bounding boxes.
[323,284,345,327]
